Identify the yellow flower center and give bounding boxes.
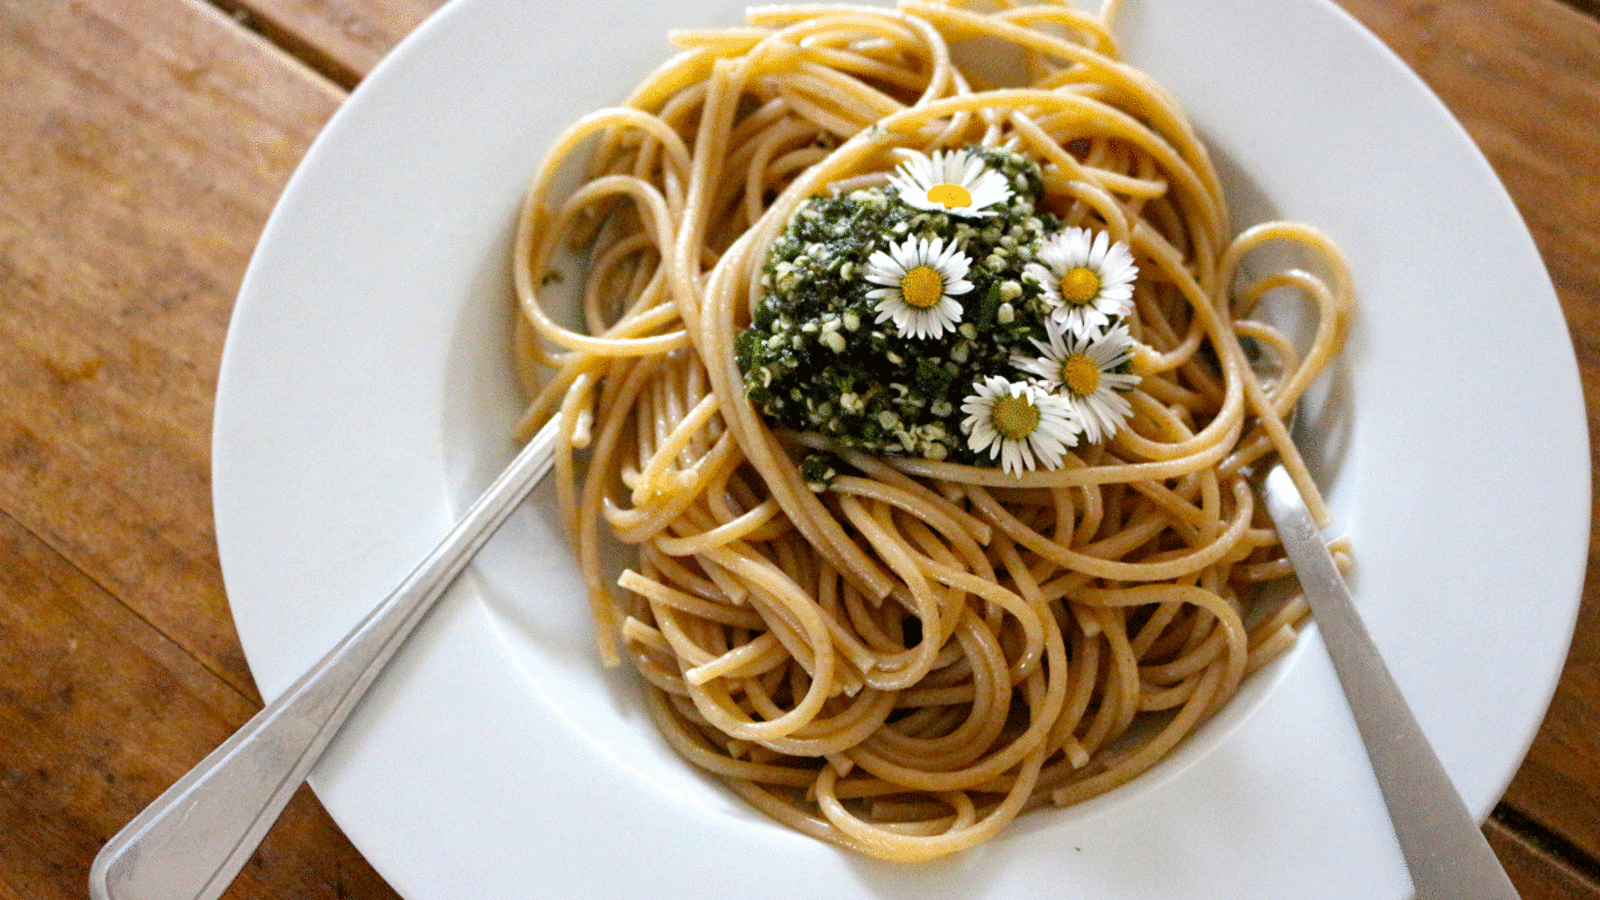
[926,183,972,209]
[900,266,945,309]
[990,394,1041,441]
[1061,355,1101,398]
[1060,266,1101,305]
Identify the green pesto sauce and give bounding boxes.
[735,145,1060,477]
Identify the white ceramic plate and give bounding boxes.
[213,0,1588,897]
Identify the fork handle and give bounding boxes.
[1263,465,1520,900]
[89,421,559,900]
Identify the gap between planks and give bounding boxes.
[1495,802,1600,888]
[201,0,363,91]
[1562,0,1600,20]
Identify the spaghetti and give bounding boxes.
[510,0,1354,862]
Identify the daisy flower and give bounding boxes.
[960,375,1080,475]
[1026,227,1138,338]
[864,234,974,339]
[1014,319,1140,443]
[887,147,1014,219]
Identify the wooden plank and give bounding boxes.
[1335,0,1600,866]
[0,0,403,896]
[1489,817,1600,900]
[0,511,399,900]
[0,0,341,695]
[214,0,447,87]
[1512,606,1600,866]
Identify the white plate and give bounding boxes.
[213,0,1588,897]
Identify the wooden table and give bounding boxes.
[2,1,1596,897]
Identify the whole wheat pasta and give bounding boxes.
[510,0,1353,862]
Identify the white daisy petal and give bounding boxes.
[862,234,974,339]
[960,375,1080,475]
[1014,319,1140,443]
[1029,226,1139,338]
[887,148,1014,219]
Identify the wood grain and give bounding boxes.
[0,513,398,900]
[0,0,398,897]
[211,0,448,88]
[1490,818,1600,900]
[0,0,338,694]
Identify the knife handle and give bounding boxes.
[1262,465,1519,900]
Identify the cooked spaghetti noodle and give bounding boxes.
[510,0,1354,861]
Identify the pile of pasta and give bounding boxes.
[510,0,1353,861]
